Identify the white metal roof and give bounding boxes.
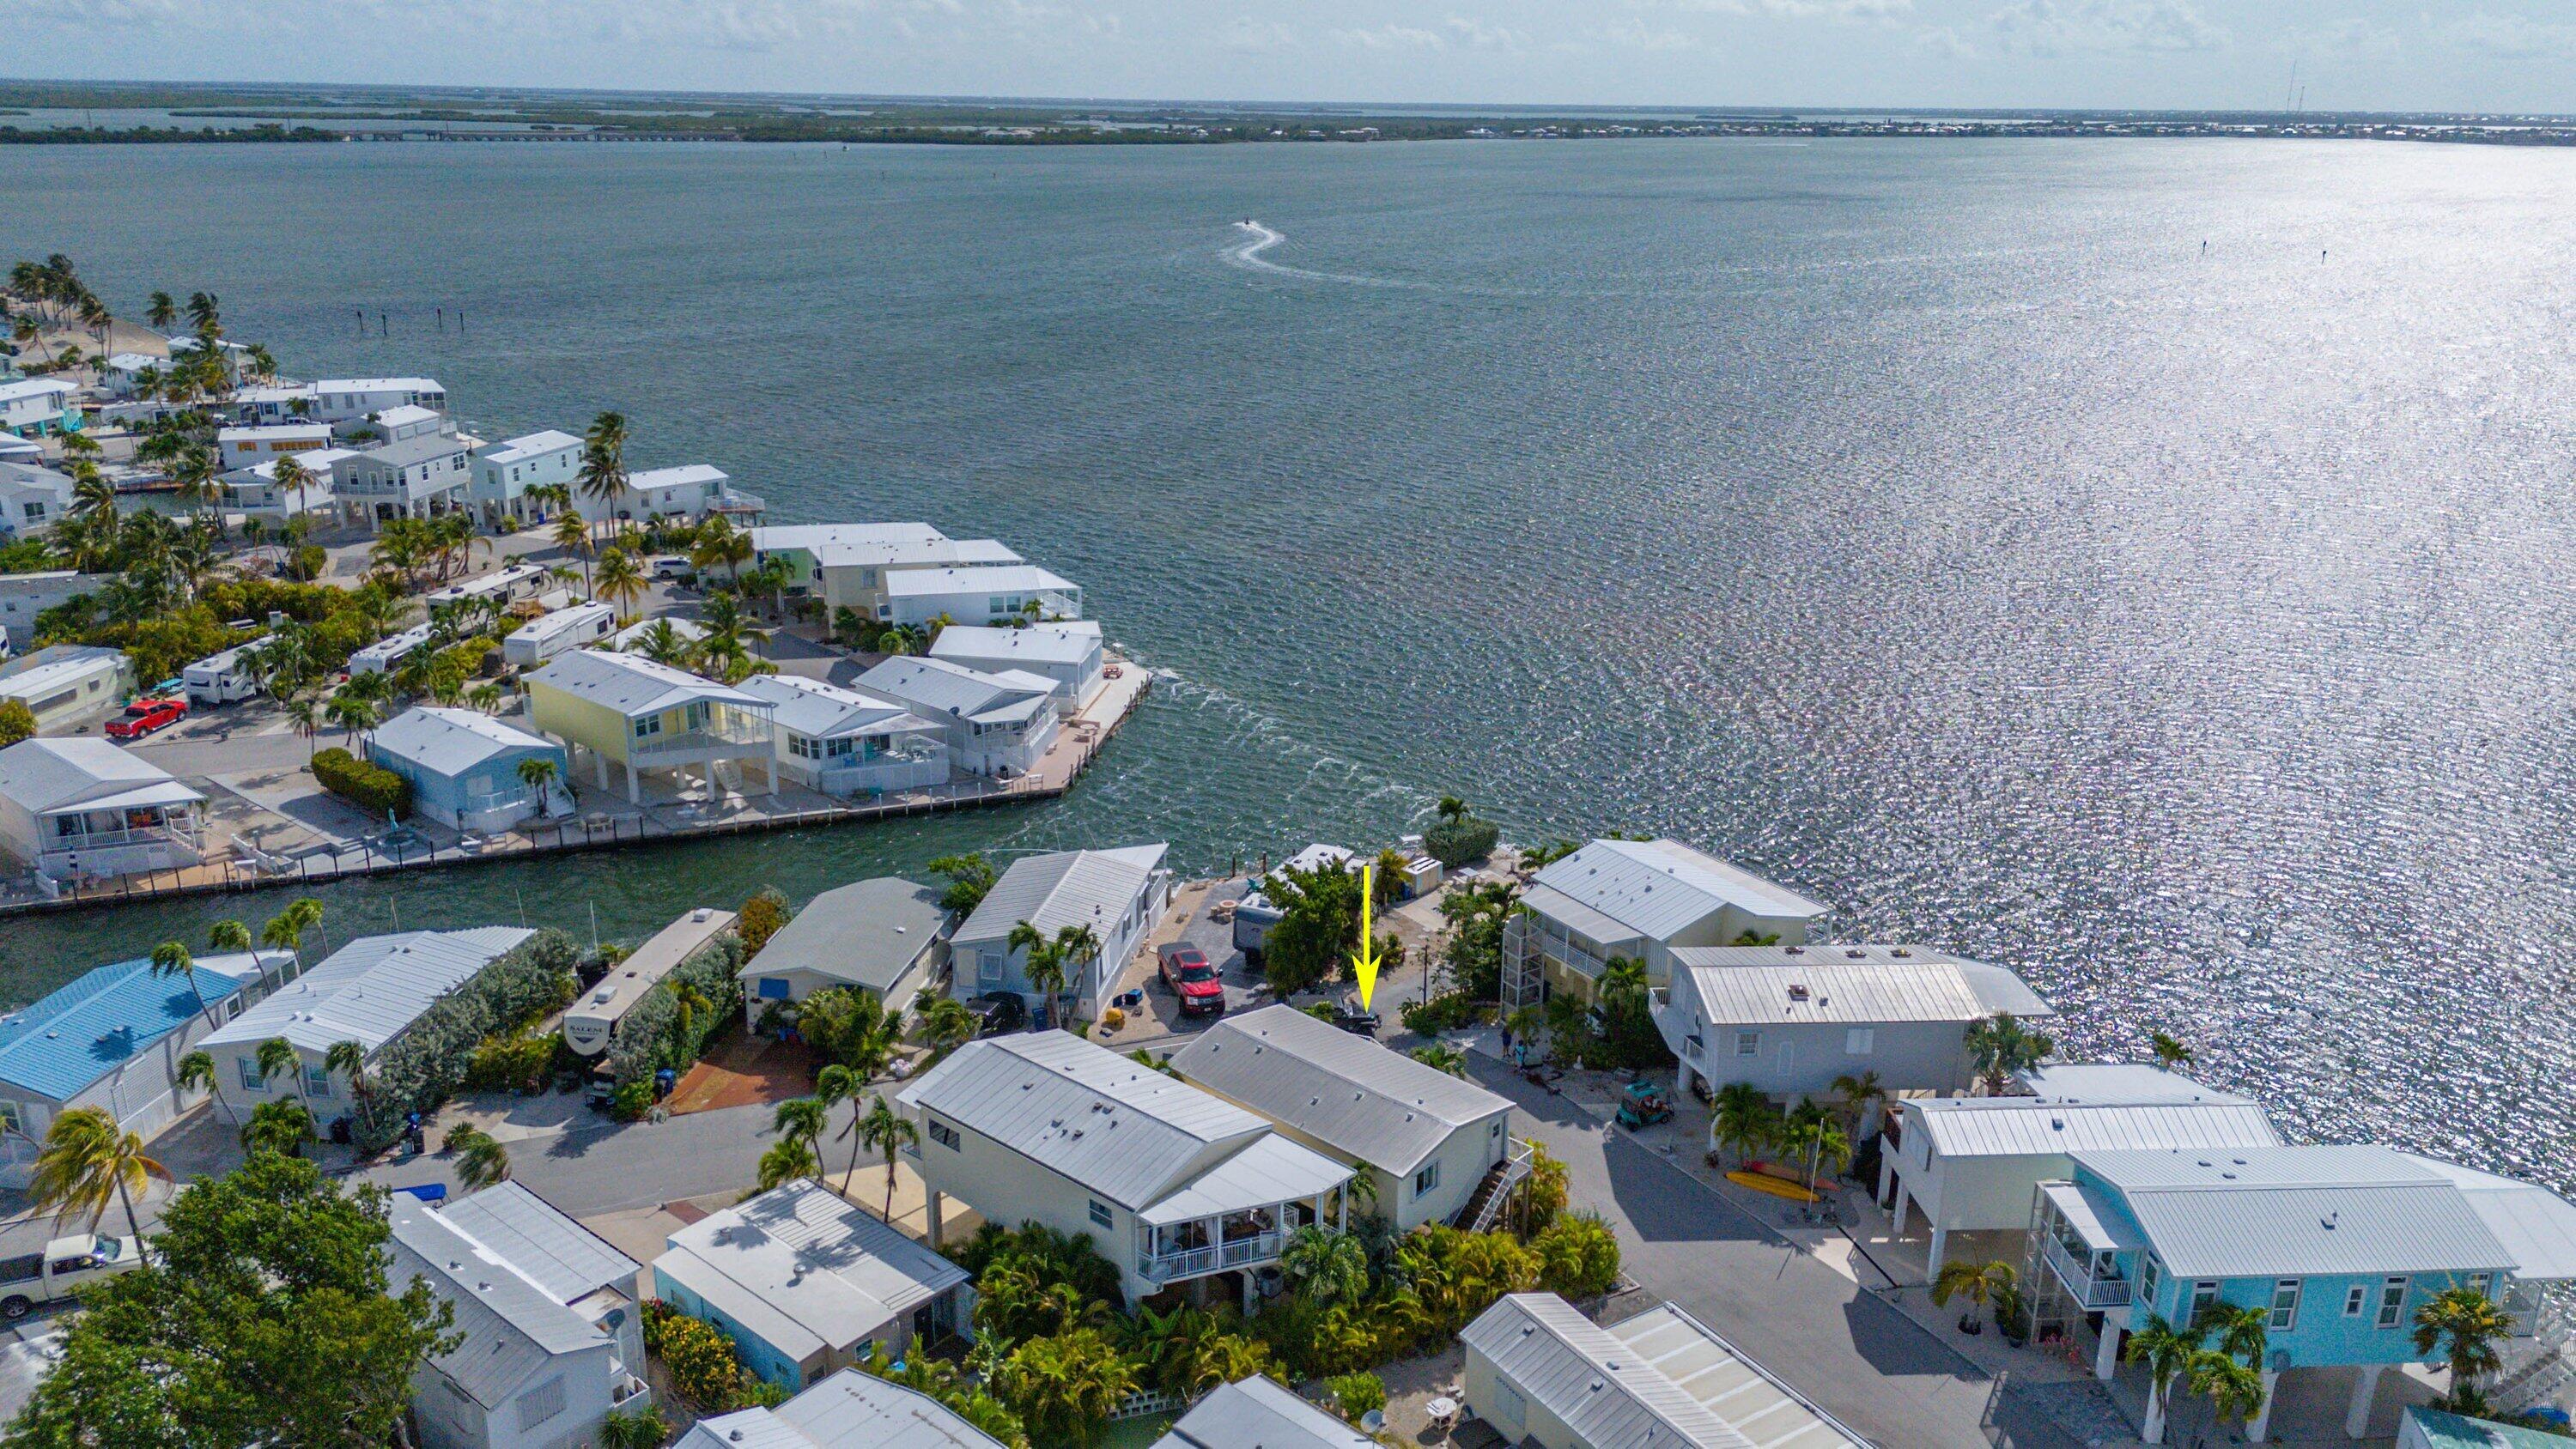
[750,879,945,996]
[368,706,557,779]
[1171,1003,1511,1175]
[677,1368,1009,1449]
[514,602,617,645]
[388,1191,614,1409]
[953,843,1168,949]
[0,380,74,405]
[655,1180,966,1363]
[1462,1294,1758,1449]
[527,649,767,717]
[1151,1376,1373,1449]
[476,429,582,464]
[201,927,534,1056]
[2400,1155,2576,1282]
[1135,1131,1352,1226]
[1604,1304,1871,1448]
[627,464,726,491]
[434,1181,641,1305]
[315,376,442,392]
[750,522,951,554]
[1529,839,1829,941]
[2040,1180,2148,1252]
[2014,1064,2251,1105]
[736,674,939,742]
[2075,1146,2520,1280]
[928,623,1099,670]
[0,647,130,710]
[881,565,1078,598]
[1673,947,2051,1025]
[896,1030,1269,1210]
[856,656,1056,724]
[374,404,441,430]
[1907,1097,2281,1159]
[565,907,737,1048]
[0,738,200,816]
[758,525,1022,572]
[425,561,550,603]
[216,423,331,443]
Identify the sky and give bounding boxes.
[20,0,2576,115]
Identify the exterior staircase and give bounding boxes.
[2494,1296,2576,1412]
[1456,1138,1538,1234]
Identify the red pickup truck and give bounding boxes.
[1157,944,1226,1017]
[104,697,188,741]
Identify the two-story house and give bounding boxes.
[525,649,776,805]
[853,655,1060,779]
[1499,837,1830,1010]
[2031,1144,2576,1443]
[333,428,481,530]
[752,524,1022,621]
[949,844,1170,1019]
[896,1032,1353,1311]
[469,430,582,528]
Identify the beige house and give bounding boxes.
[1499,837,1831,1009]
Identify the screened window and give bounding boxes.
[1735,1030,1761,1057]
[1089,1200,1112,1228]
[927,1118,961,1150]
[2377,1277,2407,1329]
[2269,1279,2301,1331]
[1844,1028,1875,1055]
[1414,1162,1441,1198]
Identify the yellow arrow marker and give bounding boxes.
[1352,864,1383,1011]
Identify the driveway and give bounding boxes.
[1470,1058,2078,1449]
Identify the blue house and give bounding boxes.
[2029,1146,2576,1443]
[0,949,289,1180]
[367,706,569,832]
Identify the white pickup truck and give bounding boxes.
[0,1234,142,1319]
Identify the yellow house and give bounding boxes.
[525,649,776,804]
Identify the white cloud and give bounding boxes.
[2444,10,2576,60]
[1600,17,1702,51]
[1987,0,2227,55]
[1218,15,1292,51]
[1328,22,1442,50]
[1444,15,1528,50]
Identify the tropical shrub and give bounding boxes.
[737,887,789,957]
[605,931,744,1091]
[656,1312,746,1409]
[462,1031,562,1094]
[1423,815,1501,869]
[1400,991,1480,1034]
[1534,1211,1623,1298]
[0,698,34,748]
[311,747,413,819]
[1327,1371,1387,1421]
[356,930,580,1150]
[1524,1142,1571,1232]
[992,1327,1137,1446]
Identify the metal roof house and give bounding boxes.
[752,523,1023,620]
[564,906,736,1058]
[0,463,70,540]
[0,736,204,886]
[0,572,106,652]
[927,622,1105,718]
[308,376,447,423]
[469,429,582,527]
[610,464,762,524]
[1876,1064,2280,1280]
[1150,1375,1374,1449]
[677,1369,1007,1449]
[0,948,286,1179]
[1461,1294,1868,1449]
[852,655,1060,780]
[951,844,1172,1018]
[1658,943,2054,1104]
[526,650,777,805]
[734,675,949,799]
[1171,1003,1520,1231]
[742,877,949,1022]
[879,564,1081,629]
[332,427,480,530]
[651,1179,972,1391]
[389,1184,649,1449]
[1501,838,1831,1011]
[367,706,570,832]
[896,1031,1353,1309]
[199,927,534,1134]
[2026,1145,2576,1443]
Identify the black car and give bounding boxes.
[966,992,1028,1037]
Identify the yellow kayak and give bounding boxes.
[1727,1170,1819,1203]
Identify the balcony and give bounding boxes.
[1137,1230,1282,1283]
[630,708,773,759]
[2041,1233,2131,1310]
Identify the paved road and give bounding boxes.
[1472,1058,2076,1449]
[355,1100,783,1217]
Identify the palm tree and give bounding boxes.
[856,1094,918,1223]
[624,618,697,670]
[914,997,975,1062]
[1962,1012,2055,1096]
[1011,921,1065,1025]
[324,1040,373,1134]
[256,1036,310,1118]
[515,755,559,806]
[1710,1082,1776,1167]
[2148,1030,2194,1071]
[325,692,378,745]
[577,412,629,525]
[146,291,176,330]
[690,514,752,591]
[240,1098,317,1157]
[184,291,220,335]
[772,1096,829,1173]
[173,1048,240,1131]
[149,940,221,1035]
[2125,1314,2202,1445]
[756,1137,819,1191]
[596,1407,669,1449]
[1409,1043,1469,1077]
[261,896,325,978]
[592,547,647,622]
[1930,1258,2019,1333]
[2186,1349,2266,1433]
[1829,1070,1887,1137]
[1279,1225,1370,1305]
[1436,795,1468,823]
[29,1107,165,1248]
[812,1064,864,1191]
[2204,1300,2269,1364]
[1779,1099,1851,1193]
[2415,1284,2515,1413]
[551,508,593,594]
[447,1124,513,1191]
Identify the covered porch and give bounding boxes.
[1134,1137,1353,1307]
[37,791,206,880]
[598,699,777,805]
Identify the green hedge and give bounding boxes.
[605,933,746,1091]
[1424,815,1501,868]
[313,748,412,820]
[356,930,580,1152]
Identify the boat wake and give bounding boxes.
[1221,220,1441,291]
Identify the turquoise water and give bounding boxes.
[4,138,2574,1179]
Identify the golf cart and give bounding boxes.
[1615,1080,1674,1131]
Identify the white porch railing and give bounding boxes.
[2039,1234,2131,1310]
[1137,1230,1282,1283]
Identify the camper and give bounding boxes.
[500,603,617,669]
[348,623,436,676]
[182,646,261,705]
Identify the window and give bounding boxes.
[0,1102,17,1135]
[927,1117,960,1150]
[634,714,663,739]
[228,997,246,1020]
[514,1376,566,1431]
[2269,1278,2301,1331]
[2190,1281,2220,1326]
[239,1058,266,1092]
[1844,1028,1875,1056]
[2345,1284,2368,1317]
[2377,1277,2407,1329]
[1735,1030,1761,1058]
[2138,1258,2160,1312]
[1089,1199,1113,1228]
[758,977,792,1000]
[978,952,1004,985]
[1414,1162,1441,1199]
[306,1064,334,1099]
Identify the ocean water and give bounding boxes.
[3,137,2573,1182]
